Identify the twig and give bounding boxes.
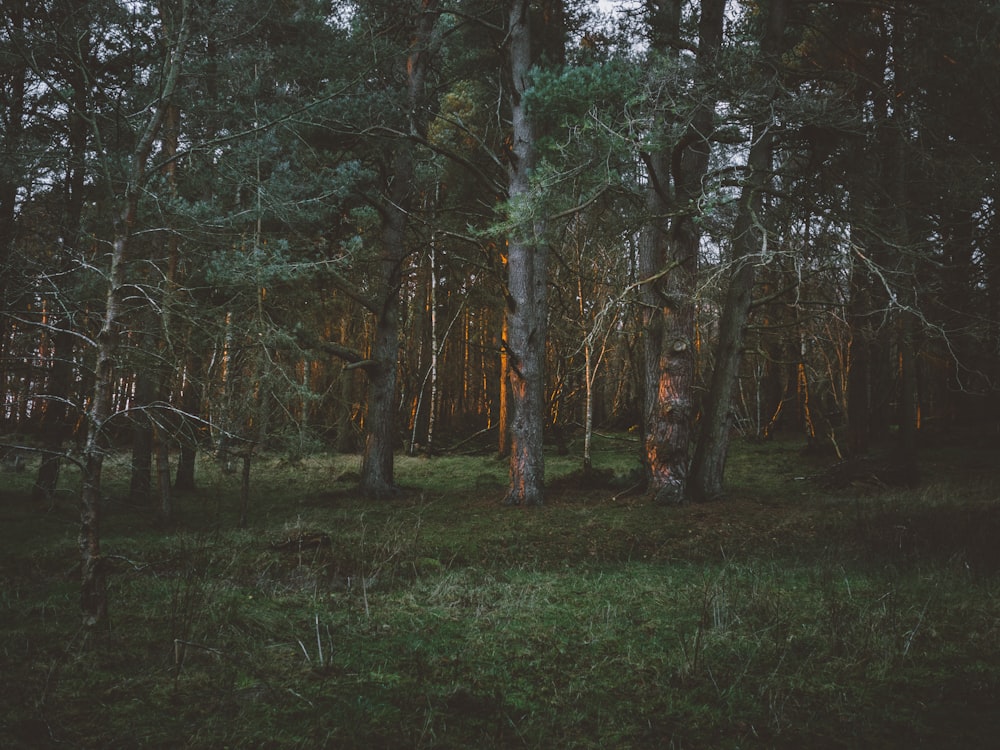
[610,481,644,503]
[903,596,933,657]
[315,613,324,665]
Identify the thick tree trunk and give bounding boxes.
[0,0,26,424]
[503,0,554,506]
[639,154,695,504]
[640,0,724,504]
[687,0,788,502]
[359,0,439,497]
[687,218,759,502]
[505,234,548,506]
[360,292,401,496]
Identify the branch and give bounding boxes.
[322,265,380,314]
[551,185,612,222]
[292,325,376,372]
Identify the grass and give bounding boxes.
[1,433,999,748]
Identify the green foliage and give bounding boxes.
[525,60,639,132]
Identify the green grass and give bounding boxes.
[1,436,999,748]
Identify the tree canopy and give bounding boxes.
[2,0,999,625]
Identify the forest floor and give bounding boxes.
[1,431,999,748]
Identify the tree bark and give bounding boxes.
[174,348,203,490]
[687,0,788,502]
[32,35,87,505]
[79,4,188,627]
[0,0,26,424]
[155,423,172,522]
[358,0,439,498]
[497,312,511,458]
[640,0,724,504]
[639,150,694,504]
[503,0,558,506]
[129,332,157,505]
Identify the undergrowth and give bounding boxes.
[1,434,998,748]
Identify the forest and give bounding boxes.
[1,1,999,743]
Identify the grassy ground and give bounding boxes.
[1,433,999,748]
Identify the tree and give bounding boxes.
[638,0,725,504]
[688,0,789,502]
[502,0,565,505]
[76,0,189,627]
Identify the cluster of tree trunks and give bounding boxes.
[1,0,998,629]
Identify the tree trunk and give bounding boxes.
[79,6,188,627]
[174,348,203,490]
[0,0,26,425]
[581,267,594,471]
[129,336,157,505]
[640,0,724,504]
[360,299,401,496]
[503,0,557,506]
[497,313,511,458]
[687,0,788,502]
[425,231,438,456]
[155,423,172,523]
[359,0,439,497]
[639,145,691,504]
[887,33,919,464]
[33,51,87,505]
[239,451,251,528]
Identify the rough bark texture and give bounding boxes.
[687,0,788,503]
[504,0,553,506]
[359,0,439,498]
[497,314,510,458]
[360,257,403,497]
[640,0,724,505]
[639,150,693,505]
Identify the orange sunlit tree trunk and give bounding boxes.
[639,0,724,504]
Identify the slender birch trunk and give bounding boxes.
[79,3,188,627]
